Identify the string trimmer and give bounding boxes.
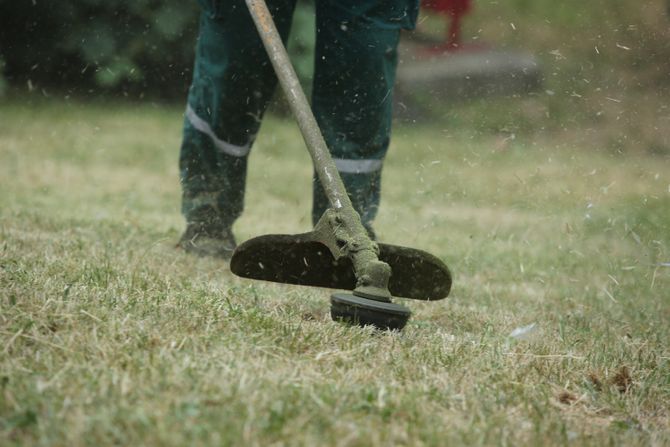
[230,0,452,330]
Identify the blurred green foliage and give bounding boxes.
[0,57,6,95]
[0,0,315,97]
[0,0,199,96]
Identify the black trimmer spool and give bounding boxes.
[330,292,411,331]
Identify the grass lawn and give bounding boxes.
[1,98,669,445]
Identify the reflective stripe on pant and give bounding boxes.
[179,0,296,226]
[179,0,419,228]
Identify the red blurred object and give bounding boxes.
[421,0,473,51]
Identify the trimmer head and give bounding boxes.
[230,232,452,301]
[330,293,411,331]
[231,230,451,330]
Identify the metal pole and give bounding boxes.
[244,0,393,300]
[245,0,351,212]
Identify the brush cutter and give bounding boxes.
[230,0,452,330]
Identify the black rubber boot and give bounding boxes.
[177,222,237,260]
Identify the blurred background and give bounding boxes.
[1,0,669,154]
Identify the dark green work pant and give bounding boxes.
[179,0,418,229]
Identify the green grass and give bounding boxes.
[1,98,669,446]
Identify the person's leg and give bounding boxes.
[178,0,297,257]
[311,0,419,236]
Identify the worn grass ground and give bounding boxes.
[1,98,669,445]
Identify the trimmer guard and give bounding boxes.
[230,232,452,301]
